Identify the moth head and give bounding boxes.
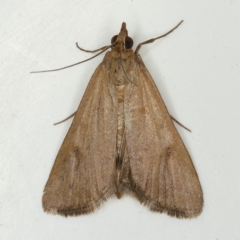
[111,22,134,50]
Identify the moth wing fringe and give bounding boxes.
[43,191,114,217]
[126,178,203,219]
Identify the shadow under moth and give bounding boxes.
[32,21,203,218]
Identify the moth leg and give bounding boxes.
[170,115,191,132]
[76,42,110,53]
[135,20,183,54]
[53,111,77,125]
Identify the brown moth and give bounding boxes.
[37,21,203,218]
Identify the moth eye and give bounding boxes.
[125,36,133,49]
[111,35,118,44]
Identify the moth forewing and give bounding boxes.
[42,64,118,216]
[123,58,203,218]
[41,21,203,218]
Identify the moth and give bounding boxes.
[34,21,203,218]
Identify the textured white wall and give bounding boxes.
[1,0,240,239]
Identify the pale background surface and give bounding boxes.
[1,0,240,239]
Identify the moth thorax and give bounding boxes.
[113,59,130,86]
